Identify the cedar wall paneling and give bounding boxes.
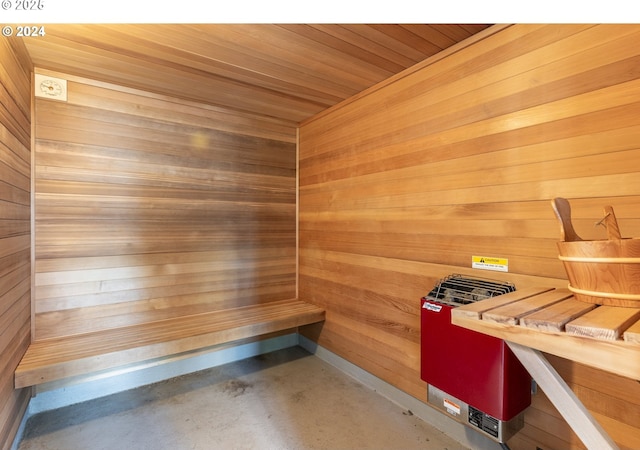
[0,37,32,450]
[299,24,640,450]
[33,73,298,341]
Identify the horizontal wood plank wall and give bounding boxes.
[0,37,32,450]
[298,24,640,450]
[33,72,298,341]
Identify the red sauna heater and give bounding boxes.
[420,275,532,443]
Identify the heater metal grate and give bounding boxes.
[426,274,516,306]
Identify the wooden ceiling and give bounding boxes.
[24,24,492,124]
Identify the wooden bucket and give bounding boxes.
[552,198,640,307]
[557,239,640,307]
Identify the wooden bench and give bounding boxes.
[450,286,640,380]
[15,299,325,389]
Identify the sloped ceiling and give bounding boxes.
[24,24,492,123]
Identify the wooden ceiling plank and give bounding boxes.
[114,24,358,101]
[459,24,493,34]
[199,24,394,86]
[400,24,459,49]
[23,24,492,123]
[32,25,345,106]
[277,24,407,74]
[428,24,477,42]
[363,24,444,61]
[28,40,323,122]
[318,24,425,68]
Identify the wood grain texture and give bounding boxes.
[298,24,640,450]
[452,289,640,380]
[450,287,555,320]
[521,298,597,332]
[0,36,32,450]
[565,306,640,341]
[624,319,640,344]
[33,72,298,341]
[482,289,574,325]
[15,299,325,388]
[22,24,491,124]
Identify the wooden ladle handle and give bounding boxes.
[551,197,583,242]
[601,205,622,240]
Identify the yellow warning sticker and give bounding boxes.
[472,255,509,272]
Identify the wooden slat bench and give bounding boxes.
[450,286,640,380]
[15,299,325,389]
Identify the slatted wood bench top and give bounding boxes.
[451,287,640,380]
[15,299,325,389]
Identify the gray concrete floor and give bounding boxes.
[17,347,468,450]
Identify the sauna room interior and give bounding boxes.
[1,23,640,450]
